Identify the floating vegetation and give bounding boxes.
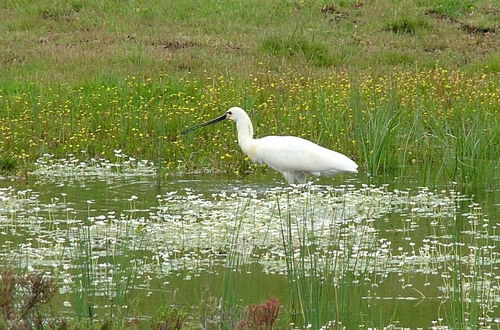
[30,151,156,180]
[0,187,40,216]
[0,178,497,327]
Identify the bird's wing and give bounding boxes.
[255,136,358,175]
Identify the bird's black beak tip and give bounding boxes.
[181,112,227,135]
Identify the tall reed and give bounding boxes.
[70,214,144,326]
[276,188,380,328]
[436,200,496,328]
[220,199,251,328]
[350,90,401,176]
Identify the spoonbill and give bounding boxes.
[182,107,358,184]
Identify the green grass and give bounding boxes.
[0,69,498,188]
[0,0,498,186]
[0,154,17,172]
[0,1,498,183]
[384,16,430,34]
[424,0,477,17]
[0,0,497,83]
[436,202,494,329]
[262,35,334,67]
[352,92,402,176]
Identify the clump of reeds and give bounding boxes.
[151,305,189,330]
[437,201,497,328]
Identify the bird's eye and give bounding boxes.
[227,111,232,115]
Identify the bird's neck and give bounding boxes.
[236,119,255,155]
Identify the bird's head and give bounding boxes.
[225,107,246,122]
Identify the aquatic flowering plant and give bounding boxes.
[0,180,497,327]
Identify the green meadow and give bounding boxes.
[0,0,498,329]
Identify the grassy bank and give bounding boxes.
[0,0,499,185]
[1,0,498,82]
[1,70,498,187]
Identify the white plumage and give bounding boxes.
[182,107,358,184]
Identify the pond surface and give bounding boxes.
[0,162,498,328]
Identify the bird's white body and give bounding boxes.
[243,135,358,184]
[228,107,358,184]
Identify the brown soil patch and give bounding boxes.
[38,32,126,48]
[351,2,364,9]
[320,5,347,22]
[152,41,196,51]
[425,9,497,34]
[38,8,79,22]
[226,42,241,50]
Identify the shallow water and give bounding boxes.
[0,166,498,328]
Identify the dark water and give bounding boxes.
[0,170,498,328]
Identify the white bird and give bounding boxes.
[182,107,358,184]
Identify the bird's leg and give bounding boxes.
[281,171,296,185]
[281,172,307,185]
[295,173,306,184]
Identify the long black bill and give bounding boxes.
[181,113,227,134]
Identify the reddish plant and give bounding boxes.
[0,268,57,328]
[236,297,280,330]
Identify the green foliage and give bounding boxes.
[0,68,498,187]
[352,96,401,175]
[151,305,189,330]
[466,53,500,73]
[385,16,429,34]
[0,154,17,173]
[438,203,493,329]
[277,189,380,328]
[262,35,334,67]
[0,2,497,329]
[426,0,476,17]
[70,224,144,324]
[0,0,496,82]
[370,51,416,66]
